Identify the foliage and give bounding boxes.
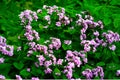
[0,0,120,79]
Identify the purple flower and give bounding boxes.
[48,54,57,65]
[0,36,14,56]
[66,50,74,61]
[82,69,93,80]
[0,75,5,80]
[83,58,88,63]
[25,25,32,30]
[80,34,86,40]
[58,13,64,20]
[44,60,52,67]
[56,21,61,27]
[66,71,72,79]
[5,45,14,56]
[49,44,53,49]
[48,50,53,53]
[68,62,75,68]
[37,55,45,66]
[27,68,30,72]
[34,62,39,67]
[51,37,61,50]
[73,56,82,67]
[84,44,91,52]
[94,31,99,37]
[64,40,72,45]
[31,77,39,80]
[44,67,52,74]
[81,28,86,34]
[0,36,6,46]
[109,45,116,51]
[102,42,107,47]
[16,75,22,80]
[37,9,42,13]
[0,58,4,64]
[27,50,33,57]
[57,59,63,65]
[32,30,40,41]
[116,70,120,76]
[19,10,38,24]
[44,15,50,21]
[96,66,104,79]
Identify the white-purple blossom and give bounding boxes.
[116,70,120,76]
[0,57,4,64]
[44,67,52,74]
[109,45,116,51]
[0,75,5,80]
[16,75,22,80]
[31,77,39,80]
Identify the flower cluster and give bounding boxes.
[82,66,104,80]
[19,10,38,25]
[102,30,120,51]
[43,5,71,27]
[43,5,58,15]
[28,42,48,54]
[76,13,120,52]
[16,75,40,80]
[49,37,61,50]
[19,10,40,41]
[36,47,64,74]
[81,39,101,52]
[76,13,104,52]
[64,50,87,79]
[17,5,120,79]
[56,11,71,26]
[0,36,14,56]
[24,25,40,41]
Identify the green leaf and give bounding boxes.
[0,63,11,75]
[73,73,79,78]
[103,18,111,26]
[106,63,119,71]
[110,0,120,5]
[62,44,72,50]
[111,52,119,63]
[53,67,61,78]
[13,62,24,70]
[95,52,101,59]
[97,62,105,66]
[54,67,61,73]
[114,18,120,28]
[20,69,31,77]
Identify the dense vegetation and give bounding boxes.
[0,0,120,79]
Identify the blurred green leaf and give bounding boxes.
[110,0,120,5]
[13,62,24,70]
[103,17,111,26]
[0,63,11,75]
[20,69,31,77]
[97,62,105,66]
[114,18,120,28]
